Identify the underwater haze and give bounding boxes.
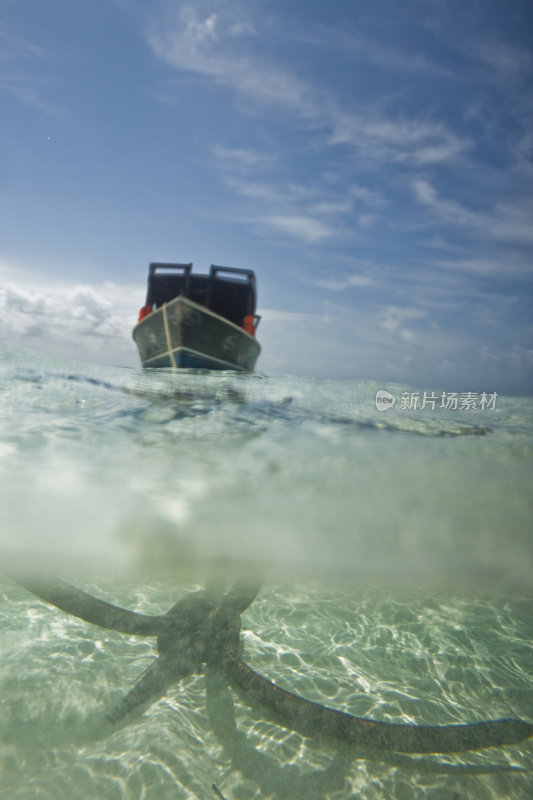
[1,343,532,799]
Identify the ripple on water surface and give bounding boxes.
[1,348,532,797]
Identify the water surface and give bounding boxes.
[1,344,532,798]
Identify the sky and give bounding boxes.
[1,0,532,394]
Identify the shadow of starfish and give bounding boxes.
[12,576,533,755]
[205,663,528,800]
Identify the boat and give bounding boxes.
[132,262,261,370]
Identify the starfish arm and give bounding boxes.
[107,650,196,724]
[13,576,165,636]
[223,581,262,614]
[225,655,533,754]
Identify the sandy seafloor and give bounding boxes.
[0,342,532,799]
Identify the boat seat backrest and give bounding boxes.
[208,277,256,326]
[149,275,189,308]
[146,263,257,326]
[187,275,210,306]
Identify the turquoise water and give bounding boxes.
[1,342,532,798]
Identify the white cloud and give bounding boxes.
[180,9,219,44]
[328,113,466,165]
[0,77,67,117]
[480,343,533,373]
[262,214,333,243]
[357,213,378,229]
[257,297,502,389]
[515,128,533,176]
[211,152,365,243]
[147,7,466,167]
[0,22,47,61]
[314,274,376,291]
[227,21,255,38]
[0,269,140,367]
[299,26,457,79]
[466,38,533,85]
[148,8,314,117]
[260,308,315,323]
[210,144,277,172]
[210,136,393,243]
[348,185,387,207]
[378,306,426,347]
[432,254,533,280]
[0,23,67,117]
[413,179,533,248]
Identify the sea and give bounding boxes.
[1,341,532,800]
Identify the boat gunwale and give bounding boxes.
[132,294,260,345]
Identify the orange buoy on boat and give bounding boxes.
[138,305,152,322]
[243,315,256,336]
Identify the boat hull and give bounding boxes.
[132,296,261,371]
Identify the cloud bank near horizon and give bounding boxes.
[1,261,531,395]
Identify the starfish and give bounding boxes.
[13,577,533,754]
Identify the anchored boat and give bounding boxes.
[132,263,261,370]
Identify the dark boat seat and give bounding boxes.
[145,262,256,327]
[188,274,210,306]
[147,263,193,309]
[207,265,256,326]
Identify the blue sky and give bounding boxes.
[1,0,532,393]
